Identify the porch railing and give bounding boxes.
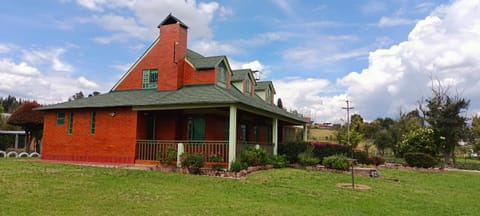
[136,140,229,163]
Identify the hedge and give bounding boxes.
[278,142,350,164]
[404,152,437,168]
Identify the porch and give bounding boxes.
[133,105,306,168]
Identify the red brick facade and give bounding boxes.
[42,107,137,164]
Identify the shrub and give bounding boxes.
[298,145,320,166]
[404,152,437,168]
[241,147,268,166]
[311,142,350,163]
[278,141,308,164]
[209,152,224,171]
[158,147,177,164]
[181,153,204,174]
[229,159,247,172]
[267,154,288,168]
[322,155,350,171]
[399,127,438,157]
[370,155,385,166]
[353,150,372,165]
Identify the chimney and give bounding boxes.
[157,14,188,90]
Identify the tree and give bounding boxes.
[277,98,283,109]
[69,91,85,101]
[7,102,44,153]
[420,86,470,164]
[350,114,364,132]
[336,126,362,148]
[88,91,100,97]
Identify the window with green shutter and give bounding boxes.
[56,112,65,125]
[90,112,96,134]
[142,69,158,89]
[68,112,74,134]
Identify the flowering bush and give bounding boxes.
[209,152,224,171]
[181,153,204,174]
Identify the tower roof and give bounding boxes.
[158,13,188,29]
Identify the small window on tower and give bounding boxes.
[142,69,158,89]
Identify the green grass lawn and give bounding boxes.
[1,159,479,215]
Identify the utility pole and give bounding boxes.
[342,100,355,188]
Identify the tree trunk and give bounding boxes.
[444,151,451,165]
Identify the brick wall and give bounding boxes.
[42,107,138,164]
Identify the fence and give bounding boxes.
[136,140,229,163]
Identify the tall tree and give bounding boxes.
[350,114,364,132]
[7,102,44,153]
[420,86,469,164]
[277,98,283,109]
[69,91,85,101]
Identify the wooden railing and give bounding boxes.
[136,140,229,163]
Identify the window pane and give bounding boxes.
[56,112,65,125]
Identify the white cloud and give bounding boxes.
[274,0,480,123]
[336,0,480,120]
[75,0,225,43]
[190,39,239,56]
[377,16,416,27]
[0,46,102,103]
[274,77,346,123]
[22,48,73,72]
[78,76,99,88]
[0,44,14,53]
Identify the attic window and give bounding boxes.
[142,69,158,89]
[217,62,227,87]
[245,78,251,94]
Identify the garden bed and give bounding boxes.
[152,164,274,178]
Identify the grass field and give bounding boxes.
[309,128,337,142]
[1,159,480,215]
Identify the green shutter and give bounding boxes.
[193,117,205,140]
[90,112,96,134]
[68,112,74,134]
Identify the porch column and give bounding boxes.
[303,124,308,142]
[14,134,19,151]
[272,118,278,155]
[228,105,237,168]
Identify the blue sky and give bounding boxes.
[1,0,480,123]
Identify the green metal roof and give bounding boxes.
[231,69,249,81]
[187,56,225,70]
[255,81,276,94]
[38,85,305,123]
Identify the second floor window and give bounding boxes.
[217,62,227,87]
[245,78,251,94]
[142,69,158,89]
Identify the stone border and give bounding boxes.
[150,164,275,179]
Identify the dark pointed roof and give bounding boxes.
[158,14,188,29]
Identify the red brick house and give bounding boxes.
[38,14,306,167]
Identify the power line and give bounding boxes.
[342,100,355,188]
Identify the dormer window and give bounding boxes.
[217,62,227,87]
[266,87,272,104]
[142,69,158,89]
[245,77,251,94]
